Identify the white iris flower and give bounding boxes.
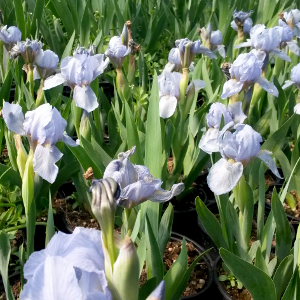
[282,63,300,90]
[199,102,246,154]
[207,124,282,195]
[103,146,185,208]
[2,102,77,183]
[221,50,278,99]
[157,71,206,118]
[43,53,109,112]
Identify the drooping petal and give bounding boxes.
[196,45,217,59]
[21,256,83,300]
[257,150,282,179]
[149,182,185,202]
[43,73,66,90]
[117,179,162,208]
[227,102,247,124]
[192,79,206,91]
[74,85,98,113]
[221,79,244,99]
[33,144,63,183]
[282,80,295,90]
[234,40,252,49]
[207,158,243,195]
[272,49,291,62]
[286,41,300,56]
[257,77,279,97]
[2,102,25,135]
[146,280,166,300]
[62,133,77,147]
[217,45,226,58]
[199,128,220,154]
[159,95,178,119]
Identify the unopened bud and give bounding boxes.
[183,42,192,69]
[121,24,128,46]
[79,110,91,141]
[14,134,27,179]
[113,235,140,300]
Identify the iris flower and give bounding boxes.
[43,53,109,112]
[199,102,246,154]
[207,124,281,195]
[0,25,21,50]
[231,9,253,34]
[235,24,291,61]
[280,9,300,38]
[277,20,300,55]
[282,63,300,89]
[33,49,59,80]
[10,38,43,61]
[103,146,185,208]
[2,102,77,183]
[221,50,278,99]
[158,71,205,118]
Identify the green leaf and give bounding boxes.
[195,197,227,249]
[271,188,292,263]
[112,0,125,32]
[13,0,26,38]
[255,246,269,275]
[138,277,157,300]
[157,203,173,256]
[124,100,143,165]
[145,72,162,179]
[145,215,164,282]
[30,0,45,37]
[61,31,76,60]
[164,237,187,300]
[0,68,12,102]
[0,164,22,188]
[281,267,300,300]
[220,248,277,300]
[273,255,294,300]
[171,248,212,300]
[46,191,55,246]
[137,233,146,277]
[80,4,90,47]
[0,232,14,300]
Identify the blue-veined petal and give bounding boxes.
[33,144,63,183]
[207,158,243,195]
[74,85,98,113]
[2,102,25,135]
[221,79,244,99]
[149,182,185,202]
[43,73,66,90]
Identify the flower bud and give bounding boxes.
[22,152,34,215]
[121,24,128,46]
[14,134,27,179]
[112,235,139,300]
[79,110,91,141]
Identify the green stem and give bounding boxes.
[36,78,45,107]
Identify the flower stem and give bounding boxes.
[36,78,45,107]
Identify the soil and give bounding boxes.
[0,273,21,300]
[0,147,8,164]
[52,198,100,231]
[139,239,209,297]
[265,190,300,222]
[217,265,253,300]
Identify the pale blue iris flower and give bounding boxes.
[277,20,300,56]
[33,49,59,80]
[231,9,253,34]
[43,53,109,112]
[0,25,21,50]
[199,102,247,154]
[282,9,300,38]
[158,71,205,118]
[103,146,185,208]
[207,124,282,195]
[282,63,300,90]
[234,24,291,61]
[10,38,43,61]
[2,102,77,183]
[221,50,278,99]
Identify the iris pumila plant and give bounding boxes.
[0,25,21,80]
[20,178,166,300]
[2,102,77,255]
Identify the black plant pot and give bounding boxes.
[170,232,215,299]
[170,188,207,243]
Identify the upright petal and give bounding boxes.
[257,150,282,179]
[149,182,185,202]
[207,158,243,195]
[2,102,25,135]
[257,77,279,97]
[20,256,83,300]
[33,144,63,183]
[159,95,178,119]
[74,85,98,113]
[227,102,247,124]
